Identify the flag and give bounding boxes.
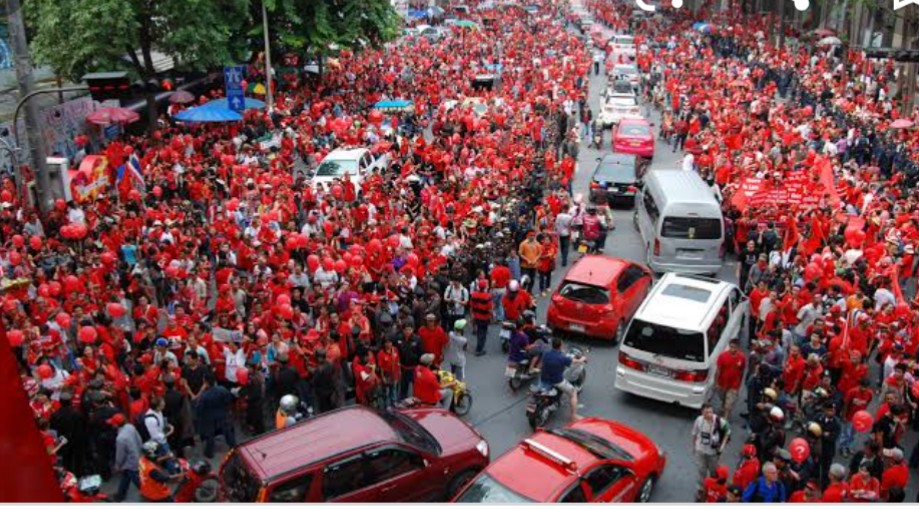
[117,153,145,200]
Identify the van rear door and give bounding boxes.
[620,319,710,382]
[659,214,722,263]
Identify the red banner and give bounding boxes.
[731,156,840,212]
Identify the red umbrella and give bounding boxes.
[85,107,140,126]
[168,90,195,104]
[890,118,914,130]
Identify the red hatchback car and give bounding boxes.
[218,406,489,502]
[453,417,666,503]
[612,117,655,160]
[547,255,653,343]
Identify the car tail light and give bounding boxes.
[618,351,644,372]
[674,369,709,382]
[653,238,661,256]
[627,186,638,193]
[590,181,600,189]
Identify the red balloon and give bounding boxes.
[49,281,62,296]
[55,312,72,329]
[0,190,12,203]
[153,185,163,198]
[8,251,22,266]
[236,367,249,386]
[297,233,309,249]
[226,199,239,212]
[852,410,873,433]
[123,145,134,155]
[276,294,291,306]
[29,235,42,251]
[789,437,810,463]
[79,325,98,343]
[54,198,66,211]
[368,109,384,125]
[38,283,51,298]
[367,239,383,254]
[387,234,400,249]
[63,275,80,293]
[11,234,24,248]
[7,329,24,347]
[306,254,320,272]
[106,302,126,318]
[60,225,74,239]
[330,184,344,199]
[128,189,142,201]
[72,224,88,239]
[101,251,117,266]
[406,252,420,267]
[350,255,363,268]
[278,303,294,319]
[285,236,300,251]
[165,265,180,278]
[333,259,348,273]
[37,364,53,379]
[348,245,363,257]
[804,263,820,282]
[321,257,334,271]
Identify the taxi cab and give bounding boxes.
[453,418,665,503]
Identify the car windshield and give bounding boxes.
[609,96,638,107]
[546,428,635,461]
[220,452,261,502]
[315,159,359,177]
[595,162,636,183]
[455,473,534,503]
[615,36,635,45]
[615,66,638,75]
[376,409,441,454]
[624,319,705,362]
[661,216,722,240]
[620,124,649,136]
[559,281,610,305]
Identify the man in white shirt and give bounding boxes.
[555,209,573,267]
[144,397,172,447]
[682,152,696,172]
[794,294,823,342]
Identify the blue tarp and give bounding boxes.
[373,99,414,112]
[407,9,428,18]
[204,97,266,110]
[173,105,242,122]
[692,22,712,33]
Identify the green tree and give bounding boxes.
[26,0,251,128]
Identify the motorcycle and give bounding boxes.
[525,346,588,430]
[500,321,514,353]
[173,458,219,503]
[506,325,552,391]
[395,370,473,416]
[67,474,111,503]
[576,238,596,256]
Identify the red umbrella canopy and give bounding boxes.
[168,90,195,104]
[85,107,140,126]
[890,118,914,130]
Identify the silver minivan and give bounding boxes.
[633,170,724,274]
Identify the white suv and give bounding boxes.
[310,148,388,191]
[598,93,641,128]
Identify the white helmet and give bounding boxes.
[280,394,299,412]
[508,280,520,292]
[769,406,785,422]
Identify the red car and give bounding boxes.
[218,406,489,502]
[612,118,655,159]
[547,255,653,343]
[453,418,666,503]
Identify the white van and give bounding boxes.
[633,169,724,274]
[310,148,388,192]
[614,273,747,409]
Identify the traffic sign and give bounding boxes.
[224,65,247,112]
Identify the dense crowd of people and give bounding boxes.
[5,0,919,502]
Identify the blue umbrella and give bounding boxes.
[204,97,266,110]
[483,63,503,72]
[693,22,712,33]
[407,9,428,19]
[173,105,242,123]
[373,99,414,112]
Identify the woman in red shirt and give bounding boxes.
[849,463,880,502]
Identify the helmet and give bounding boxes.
[191,459,213,476]
[763,388,778,401]
[520,275,531,290]
[142,440,159,459]
[807,421,823,437]
[814,387,829,399]
[508,280,520,292]
[522,309,537,322]
[453,319,467,331]
[769,406,785,422]
[279,394,299,412]
[155,337,169,348]
[742,444,757,457]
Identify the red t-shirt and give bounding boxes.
[881,465,909,498]
[822,481,849,502]
[418,326,447,366]
[716,350,746,390]
[413,366,441,405]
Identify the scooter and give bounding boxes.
[173,458,219,503]
[525,346,588,430]
[500,321,514,353]
[506,325,552,391]
[67,474,111,503]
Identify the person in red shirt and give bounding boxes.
[822,463,850,502]
[841,378,873,457]
[377,339,401,407]
[782,344,806,398]
[698,465,729,502]
[848,461,881,502]
[501,280,534,322]
[417,314,448,366]
[413,354,450,408]
[733,443,761,491]
[880,448,909,501]
[788,480,821,502]
[714,338,746,418]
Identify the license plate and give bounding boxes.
[505,366,517,378]
[630,142,642,147]
[577,244,588,253]
[569,323,586,333]
[647,365,672,377]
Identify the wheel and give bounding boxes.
[636,476,655,503]
[501,339,510,354]
[633,211,639,230]
[446,469,479,499]
[508,375,524,391]
[453,392,473,416]
[614,321,625,345]
[194,478,220,503]
[528,406,550,430]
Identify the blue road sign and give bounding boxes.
[223,65,247,112]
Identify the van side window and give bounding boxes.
[269,474,314,502]
[643,192,659,223]
[706,300,730,355]
[323,455,368,499]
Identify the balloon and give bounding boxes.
[7,329,24,347]
[1,190,12,203]
[8,251,21,266]
[38,283,50,298]
[165,265,180,278]
[226,199,239,212]
[804,263,820,282]
[2,299,18,313]
[11,234,24,248]
[106,302,126,318]
[321,257,334,271]
[79,325,98,344]
[59,225,73,239]
[331,184,343,199]
[153,185,163,198]
[897,302,912,320]
[285,236,300,251]
[350,255,363,268]
[37,364,53,379]
[367,239,383,254]
[49,281,62,296]
[54,198,66,211]
[348,244,363,257]
[236,367,249,386]
[100,251,117,266]
[276,294,291,306]
[72,224,88,239]
[128,189,142,201]
[333,259,348,273]
[341,253,353,265]
[387,234,400,249]
[368,109,384,125]
[789,437,810,463]
[55,312,72,329]
[306,254,320,272]
[63,275,80,293]
[852,410,873,433]
[29,235,42,251]
[123,145,134,155]
[297,234,309,249]
[406,252,420,267]
[278,303,294,320]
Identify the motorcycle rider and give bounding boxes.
[580,206,601,253]
[275,394,301,430]
[539,337,587,421]
[501,279,534,324]
[138,441,184,502]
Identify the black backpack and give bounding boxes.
[135,411,158,443]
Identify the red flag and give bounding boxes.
[783,214,799,252]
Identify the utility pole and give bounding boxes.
[6,0,51,211]
[900,12,917,117]
[261,0,274,111]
